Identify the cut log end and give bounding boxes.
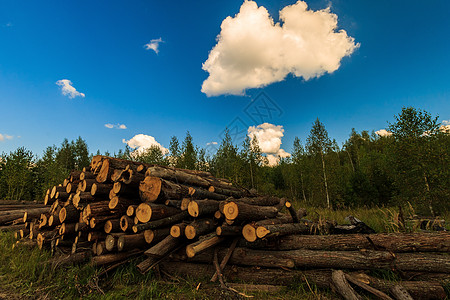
[139,177,162,202]
[242,224,258,242]
[144,230,154,244]
[185,225,196,240]
[136,203,152,223]
[223,202,239,220]
[187,201,199,217]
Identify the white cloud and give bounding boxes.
[375,129,392,137]
[56,79,85,99]
[122,134,169,156]
[442,120,450,126]
[207,141,218,145]
[201,1,359,96]
[248,123,290,166]
[105,123,127,130]
[0,134,13,141]
[439,124,450,133]
[144,38,163,54]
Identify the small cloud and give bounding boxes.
[123,134,169,156]
[439,124,450,133]
[201,1,359,96]
[144,38,163,54]
[248,122,290,166]
[105,123,127,130]
[375,129,392,137]
[442,120,450,125]
[56,79,85,99]
[4,22,13,28]
[0,134,13,141]
[207,141,218,145]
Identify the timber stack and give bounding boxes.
[5,155,450,300]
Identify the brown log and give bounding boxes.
[146,166,211,188]
[69,170,82,182]
[0,207,47,224]
[78,179,96,192]
[56,191,70,201]
[59,223,77,235]
[390,285,414,300]
[96,157,143,183]
[120,168,145,185]
[186,233,225,258]
[91,249,142,266]
[75,222,89,232]
[164,200,182,209]
[285,201,299,223]
[188,199,220,217]
[105,233,125,251]
[332,270,362,300]
[222,248,450,273]
[84,201,112,217]
[112,182,139,197]
[242,215,293,242]
[207,185,249,198]
[256,222,312,239]
[90,183,113,197]
[73,192,95,208]
[111,169,124,182]
[139,176,190,202]
[59,205,79,223]
[90,214,121,229]
[222,201,278,222]
[144,227,171,244]
[65,182,80,194]
[132,211,190,233]
[185,218,216,239]
[233,196,281,207]
[188,187,227,200]
[216,225,242,236]
[249,232,450,252]
[80,171,95,181]
[36,229,58,249]
[104,219,121,233]
[120,215,134,232]
[135,203,180,223]
[108,196,137,210]
[117,233,148,251]
[48,251,91,269]
[51,185,66,199]
[170,222,188,238]
[137,235,181,274]
[344,273,394,300]
[88,231,107,242]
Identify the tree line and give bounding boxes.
[1,107,448,215]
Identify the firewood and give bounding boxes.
[164,200,182,209]
[104,219,121,233]
[109,196,137,210]
[117,233,147,251]
[139,176,190,202]
[187,199,220,217]
[59,205,79,223]
[146,166,211,188]
[91,249,142,266]
[188,187,227,200]
[185,218,216,239]
[170,222,188,238]
[331,270,362,300]
[135,203,180,223]
[90,183,113,197]
[80,171,95,181]
[186,233,225,258]
[256,222,312,239]
[222,201,278,222]
[144,227,171,244]
[113,182,139,197]
[120,215,134,232]
[285,201,299,223]
[126,205,137,217]
[120,168,145,185]
[216,225,242,236]
[136,235,181,274]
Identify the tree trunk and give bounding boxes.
[132,211,190,233]
[186,233,225,258]
[187,199,220,217]
[320,151,331,209]
[184,218,216,239]
[135,203,180,223]
[222,201,278,222]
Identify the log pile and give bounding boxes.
[5,156,450,299]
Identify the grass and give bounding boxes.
[0,205,448,299]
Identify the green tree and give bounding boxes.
[0,147,34,200]
[179,132,197,170]
[306,118,333,208]
[169,136,181,167]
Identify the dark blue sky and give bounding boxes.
[1,0,449,157]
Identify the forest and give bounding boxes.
[1,107,448,215]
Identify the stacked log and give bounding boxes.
[4,156,449,299]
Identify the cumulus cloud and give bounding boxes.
[442,120,450,126]
[56,79,85,99]
[105,123,127,129]
[201,0,359,96]
[375,129,393,137]
[248,123,290,166]
[144,38,163,54]
[439,124,450,133]
[122,134,168,156]
[207,141,218,145]
[0,133,13,141]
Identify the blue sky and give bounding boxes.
[1,0,449,159]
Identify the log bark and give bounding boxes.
[247,232,450,252]
[132,211,190,233]
[285,201,299,223]
[222,201,278,222]
[73,192,95,208]
[136,235,181,274]
[146,166,211,188]
[187,199,220,217]
[104,219,121,233]
[144,227,171,244]
[91,249,142,266]
[121,168,145,185]
[188,187,227,200]
[59,205,79,223]
[256,222,312,239]
[139,176,190,202]
[135,203,180,223]
[117,233,147,251]
[90,183,113,197]
[216,225,242,236]
[185,218,216,240]
[112,182,139,197]
[186,233,225,258]
[96,157,143,183]
[332,270,362,300]
[108,196,137,210]
[170,222,188,238]
[120,215,134,232]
